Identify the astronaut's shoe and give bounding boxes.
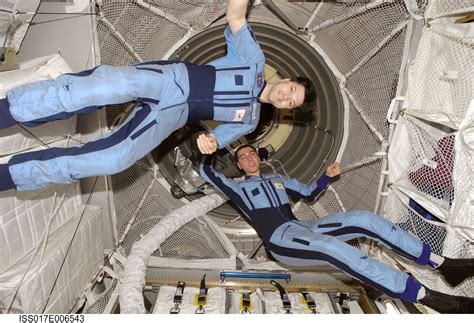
[419,287,474,314]
[0,98,17,129]
[437,257,474,287]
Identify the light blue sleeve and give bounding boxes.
[210,122,257,149]
[208,23,265,67]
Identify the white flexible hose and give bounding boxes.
[119,193,225,314]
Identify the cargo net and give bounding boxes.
[110,158,235,260]
[385,0,474,278]
[155,217,231,260]
[403,25,473,127]
[96,0,225,65]
[299,0,409,216]
[424,0,474,19]
[394,117,456,213]
[82,255,119,315]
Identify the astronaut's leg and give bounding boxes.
[1,64,168,128]
[268,222,421,303]
[307,210,433,266]
[0,103,186,191]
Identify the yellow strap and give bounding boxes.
[239,294,253,311]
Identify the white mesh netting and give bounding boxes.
[403,21,473,129]
[393,117,456,214]
[385,1,473,294]
[110,158,235,261]
[83,0,473,312]
[425,0,474,19]
[305,0,410,214]
[96,0,226,65]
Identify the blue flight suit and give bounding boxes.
[200,155,436,303]
[0,24,265,191]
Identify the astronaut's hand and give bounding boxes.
[325,162,341,178]
[197,133,218,155]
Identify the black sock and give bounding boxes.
[0,164,15,191]
[0,98,17,129]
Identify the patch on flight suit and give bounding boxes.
[274,182,284,190]
[251,188,260,196]
[256,71,263,87]
[233,109,246,122]
[235,75,243,85]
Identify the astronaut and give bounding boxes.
[199,143,474,313]
[0,0,315,192]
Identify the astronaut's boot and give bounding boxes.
[419,287,474,313]
[437,257,474,287]
[0,98,17,129]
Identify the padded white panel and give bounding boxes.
[0,204,103,313]
[0,139,82,273]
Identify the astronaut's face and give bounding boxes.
[236,146,261,176]
[268,79,305,110]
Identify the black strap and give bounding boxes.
[270,280,292,314]
[301,292,318,314]
[195,275,208,314]
[241,292,252,314]
[170,281,186,314]
[338,293,350,314]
